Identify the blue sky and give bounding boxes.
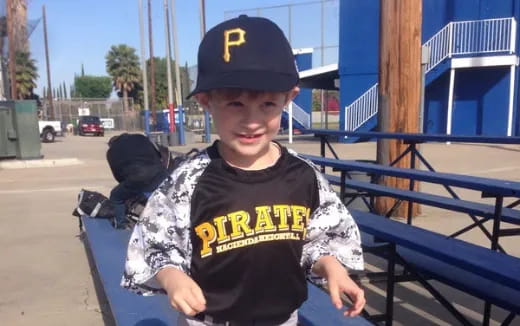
[27,0,340,96]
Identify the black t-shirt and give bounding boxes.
[122,141,364,322]
[187,143,319,321]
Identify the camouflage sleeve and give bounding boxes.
[301,164,364,282]
[120,174,194,295]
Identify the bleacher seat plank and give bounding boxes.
[326,175,520,225]
[397,246,520,314]
[299,283,373,325]
[82,217,178,326]
[304,154,520,197]
[351,209,520,318]
[351,210,520,291]
[302,129,520,145]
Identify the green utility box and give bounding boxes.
[0,105,17,158]
[0,101,42,160]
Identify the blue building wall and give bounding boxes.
[424,73,449,134]
[339,0,520,136]
[294,52,313,115]
[451,67,510,135]
[338,0,380,132]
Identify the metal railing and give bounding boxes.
[423,23,452,73]
[344,84,378,131]
[285,101,311,129]
[344,17,517,132]
[451,18,517,56]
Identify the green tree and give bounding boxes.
[74,75,112,98]
[14,51,38,99]
[146,57,167,109]
[105,44,141,111]
[63,81,68,99]
[118,80,143,110]
[181,61,194,109]
[146,57,191,109]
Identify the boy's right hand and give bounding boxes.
[156,267,207,316]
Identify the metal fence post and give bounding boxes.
[178,106,185,145]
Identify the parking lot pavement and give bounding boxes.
[1,132,519,325]
[0,133,116,326]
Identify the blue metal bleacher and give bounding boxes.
[351,210,520,325]
[81,217,373,326]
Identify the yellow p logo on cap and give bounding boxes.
[223,28,246,63]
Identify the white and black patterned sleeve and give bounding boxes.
[121,153,209,295]
[299,159,364,279]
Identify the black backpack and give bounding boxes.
[73,147,199,231]
[72,189,115,229]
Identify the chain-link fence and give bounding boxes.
[224,0,339,67]
[41,97,144,132]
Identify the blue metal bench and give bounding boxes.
[81,216,372,326]
[82,217,178,326]
[325,175,520,226]
[301,129,520,162]
[350,210,520,326]
[303,154,520,252]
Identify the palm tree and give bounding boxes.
[105,44,141,112]
[15,51,38,99]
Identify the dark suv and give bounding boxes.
[78,115,104,136]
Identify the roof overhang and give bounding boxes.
[451,55,518,69]
[293,48,314,55]
[298,63,339,90]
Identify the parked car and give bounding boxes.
[78,116,104,136]
[38,120,62,143]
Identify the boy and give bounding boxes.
[122,15,365,325]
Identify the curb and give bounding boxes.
[0,158,84,169]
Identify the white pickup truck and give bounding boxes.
[38,120,62,143]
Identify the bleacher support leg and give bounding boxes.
[320,137,326,173]
[406,144,417,224]
[501,312,516,326]
[385,244,396,326]
[483,302,491,326]
[398,257,473,326]
[491,196,503,251]
[340,172,346,200]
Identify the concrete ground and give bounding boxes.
[0,132,519,326]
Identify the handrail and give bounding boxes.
[344,84,378,131]
[423,23,452,73]
[451,18,516,56]
[284,101,311,129]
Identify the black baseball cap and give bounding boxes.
[188,15,299,98]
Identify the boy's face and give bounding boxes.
[195,88,299,168]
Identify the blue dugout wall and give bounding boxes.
[339,0,520,136]
[294,51,313,116]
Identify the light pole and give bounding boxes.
[170,0,185,145]
[138,0,150,134]
[163,0,176,143]
[199,0,211,143]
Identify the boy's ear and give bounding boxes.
[286,87,300,105]
[194,92,211,111]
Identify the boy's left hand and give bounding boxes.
[313,256,366,317]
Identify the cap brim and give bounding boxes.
[187,70,299,99]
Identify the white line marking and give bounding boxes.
[0,186,110,195]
